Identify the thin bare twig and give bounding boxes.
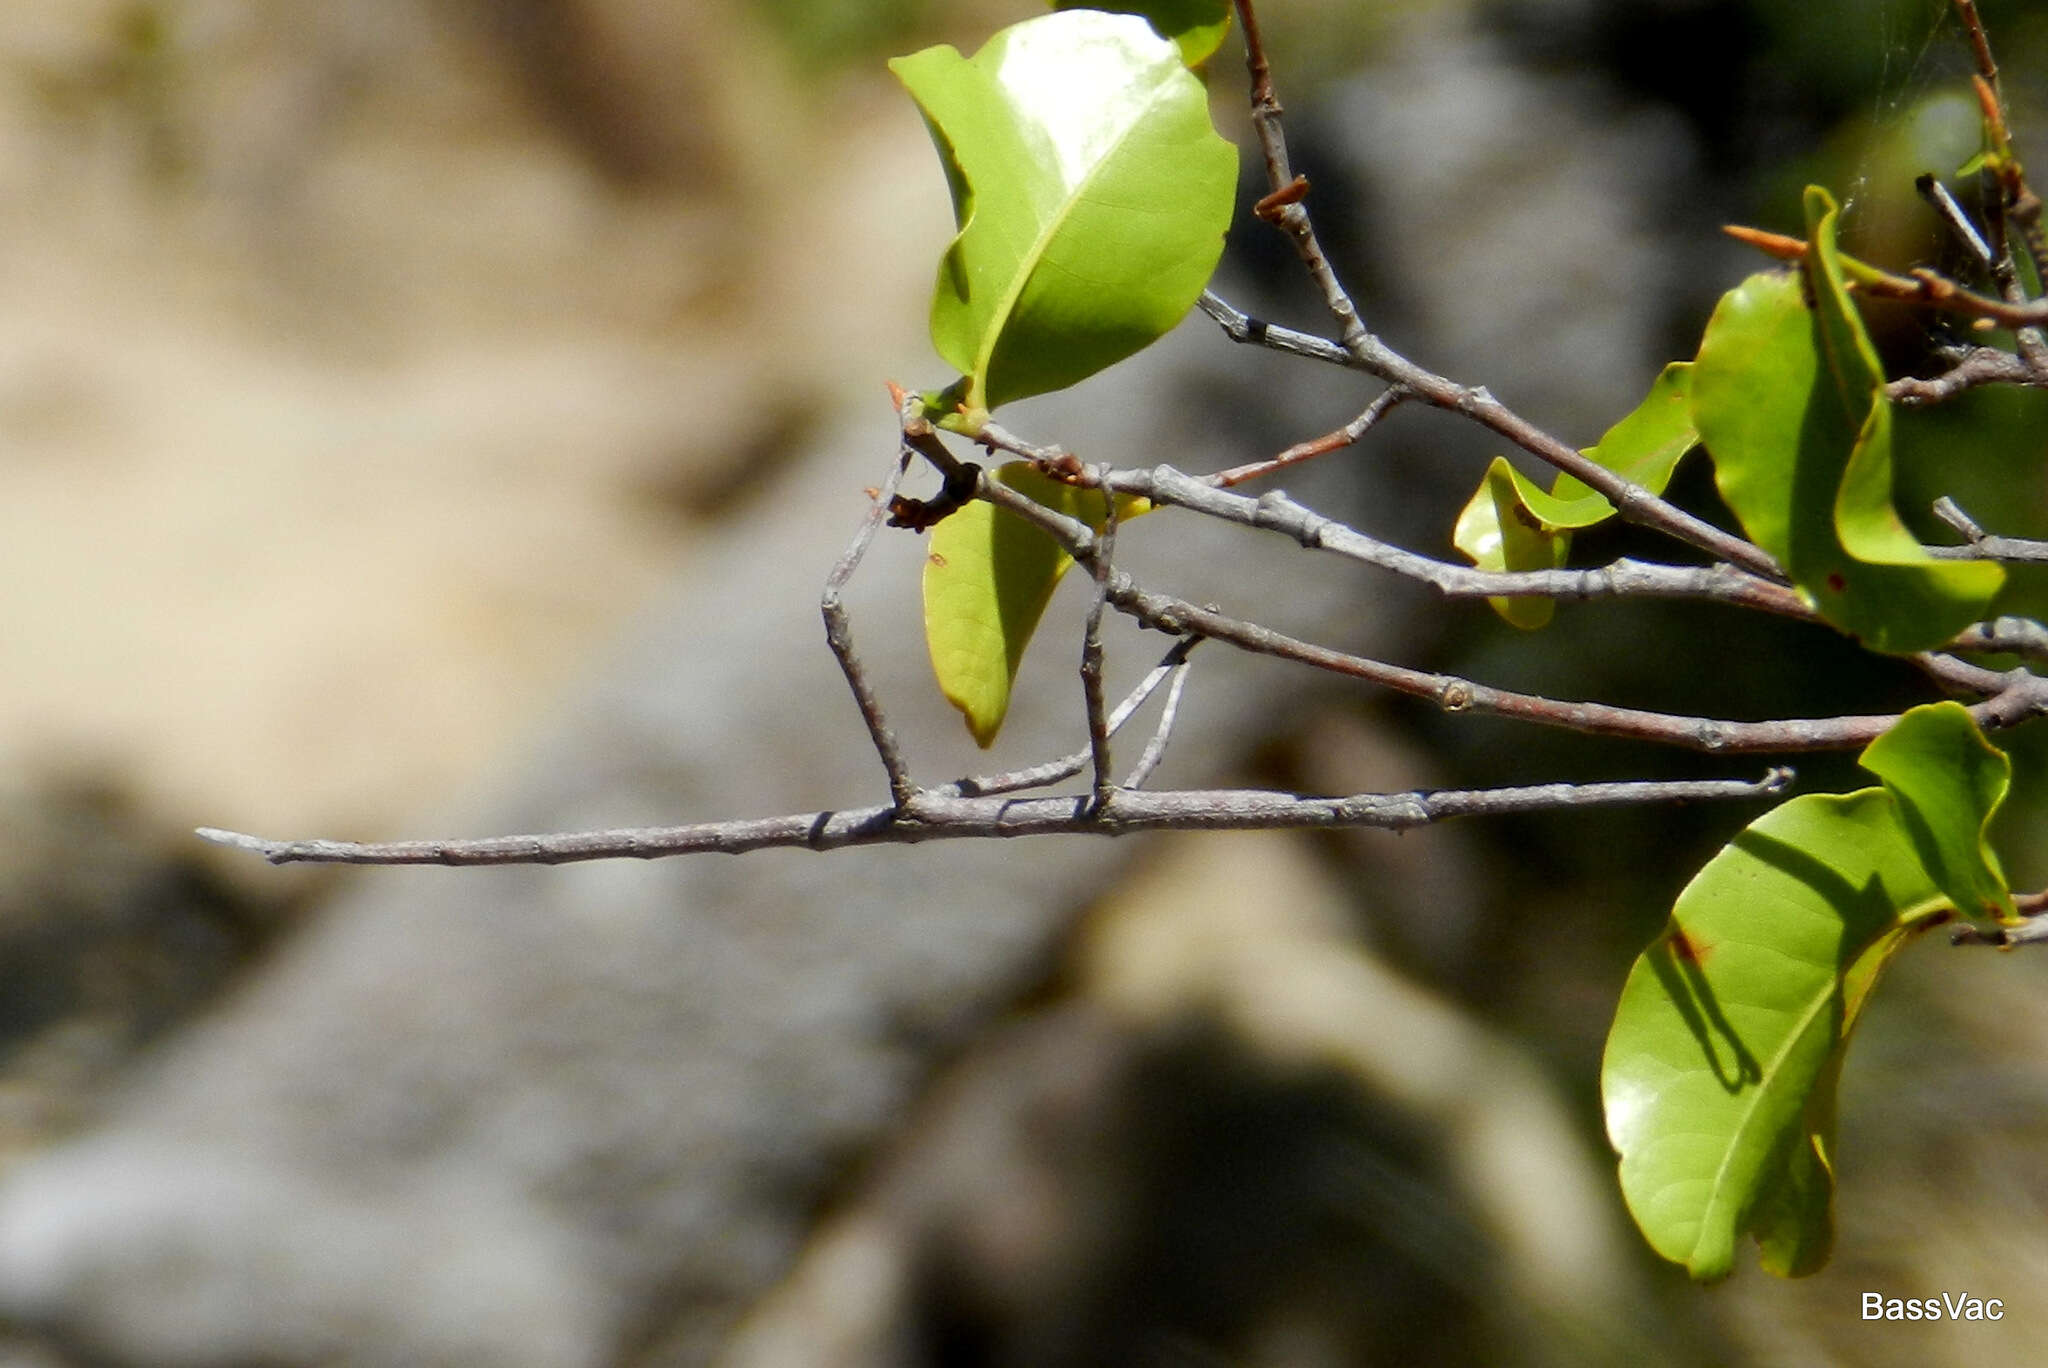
[1889,347,2039,403]
[824,440,918,808]
[194,769,1793,867]
[946,637,1201,798]
[1120,654,1191,790]
[1947,616,2048,665]
[1918,173,1996,267]
[1209,386,1411,487]
[1107,464,1810,617]
[1231,0,1368,348]
[1929,496,2048,563]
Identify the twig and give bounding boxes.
[1928,496,2048,563]
[1950,890,2048,947]
[946,637,1200,798]
[1195,291,1789,581]
[1208,386,1411,487]
[1102,571,2048,753]
[1724,220,2048,342]
[1889,347,2038,403]
[823,440,918,808]
[1199,290,1350,366]
[943,454,2045,752]
[194,770,1793,867]
[1231,0,1368,348]
[1917,173,1995,267]
[1106,465,1810,617]
[1081,473,1118,810]
[1955,0,2000,92]
[1947,616,2048,665]
[1120,653,1191,790]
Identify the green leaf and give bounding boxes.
[891,10,1236,413]
[1452,459,1571,629]
[1690,187,2002,652]
[924,463,1150,746]
[1051,0,1232,66]
[1602,703,2012,1280]
[1452,363,1696,628]
[1859,700,2015,925]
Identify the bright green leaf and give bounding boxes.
[1051,0,1232,66]
[924,463,1150,747]
[1602,703,2012,1280]
[1452,363,1696,628]
[1859,700,2015,925]
[1452,459,1570,629]
[891,10,1236,412]
[1690,187,2002,652]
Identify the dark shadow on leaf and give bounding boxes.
[1646,935,1760,1094]
[1650,820,1902,1096]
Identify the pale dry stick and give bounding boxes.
[959,465,2048,752]
[1195,291,1789,581]
[1918,173,1997,268]
[195,770,1793,867]
[945,637,1200,798]
[823,445,919,808]
[1119,655,1190,791]
[1930,496,2048,564]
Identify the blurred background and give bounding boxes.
[0,0,2046,1364]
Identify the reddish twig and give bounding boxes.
[1208,386,1411,488]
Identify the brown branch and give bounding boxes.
[1230,0,1368,348]
[1103,572,2048,753]
[195,770,1793,867]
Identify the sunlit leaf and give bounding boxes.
[1602,703,2011,1280]
[891,10,1236,414]
[1452,459,1570,629]
[1690,186,2002,652]
[1453,363,1695,628]
[924,463,1150,746]
[1051,0,1232,66]
[1859,700,2015,925]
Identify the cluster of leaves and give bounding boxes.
[889,1,2043,1282]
